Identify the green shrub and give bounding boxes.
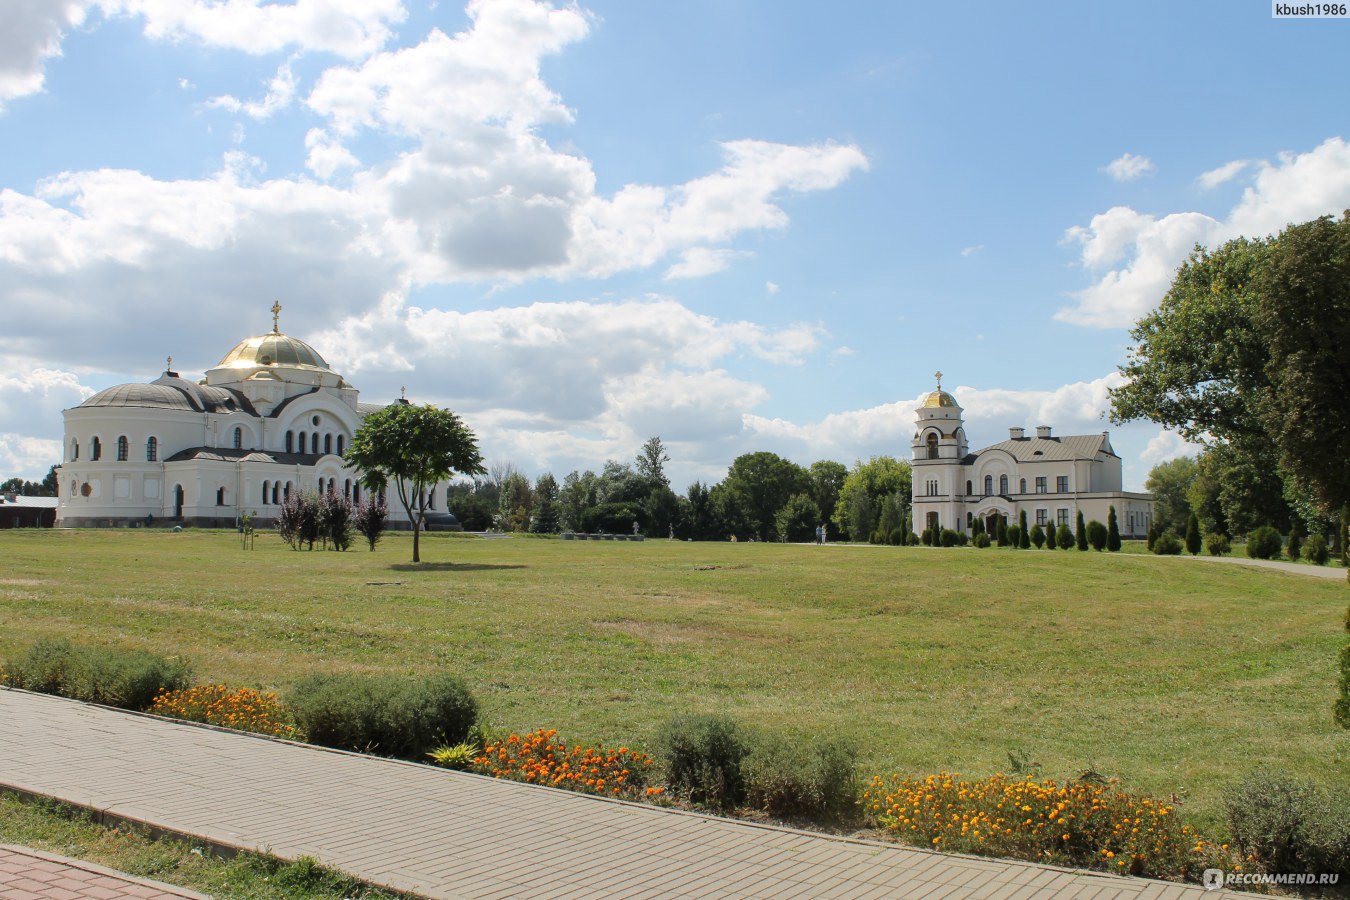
[1246,525,1283,560]
[745,733,859,821]
[1030,523,1045,549]
[656,713,750,810]
[1056,524,1074,550]
[1107,506,1121,552]
[974,532,991,548]
[1204,532,1231,557]
[287,673,478,761]
[888,527,905,546]
[1075,511,1088,551]
[1304,534,1330,566]
[939,528,959,547]
[1152,530,1183,555]
[1185,511,1201,555]
[1286,527,1302,562]
[1224,769,1350,880]
[908,532,921,546]
[1087,520,1107,551]
[1,639,191,711]
[1006,524,1021,548]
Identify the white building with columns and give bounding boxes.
[910,374,1153,539]
[56,306,453,528]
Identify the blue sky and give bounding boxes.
[2,0,1348,491]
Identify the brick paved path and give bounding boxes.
[0,844,208,899]
[0,689,1242,899]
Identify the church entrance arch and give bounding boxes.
[173,485,184,520]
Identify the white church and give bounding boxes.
[56,305,451,528]
[910,374,1153,539]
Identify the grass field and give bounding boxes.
[1,528,1346,832]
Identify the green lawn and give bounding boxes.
[1,528,1346,831]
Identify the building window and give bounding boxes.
[285,431,294,453]
[91,437,102,461]
[1036,509,1047,526]
[1056,475,1069,493]
[925,478,939,497]
[999,474,1009,495]
[262,481,269,504]
[311,433,319,454]
[324,434,332,455]
[926,432,939,460]
[146,436,158,462]
[1019,478,1026,494]
[216,487,226,506]
[1035,476,1046,494]
[272,482,280,504]
[337,435,345,456]
[283,482,292,501]
[298,431,306,453]
[233,427,242,449]
[926,511,939,530]
[1057,508,1070,525]
[966,512,973,527]
[115,436,128,461]
[984,475,993,496]
[965,479,972,495]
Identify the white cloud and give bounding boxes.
[664,247,746,280]
[960,244,983,257]
[303,127,359,178]
[1103,152,1154,182]
[100,0,407,59]
[1195,159,1248,191]
[1140,429,1198,466]
[765,280,779,294]
[0,0,91,107]
[1059,137,1350,329]
[208,60,298,120]
[0,366,96,474]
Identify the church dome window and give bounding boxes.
[926,432,939,459]
[984,475,993,496]
[91,437,102,461]
[71,439,78,461]
[999,474,1009,495]
[146,437,158,462]
[232,427,243,449]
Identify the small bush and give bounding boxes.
[2,639,191,711]
[745,733,859,821]
[1246,525,1282,560]
[428,742,478,770]
[974,532,991,548]
[354,496,388,552]
[908,531,921,546]
[1056,524,1074,550]
[1224,768,1350,880]
[1204,532,1230,556]
[939,528,959,547]
[657,714,750,810]
[1152,530,1183,555]
[1087,520,1107,551]
[888,527,905,546]
[1185,512,1202,555]
[1286,528,1302,562]
[287,673,478,761]
[1006,524,1021,548]
[1030,524,1045,549]
[1304,534,1330,566]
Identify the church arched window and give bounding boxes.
[999,474,1009,495]
[271,481,280,505]
[337,435,345,456]
[324,434,332,455]
[984,475,992,496]
[146,436,158,462]
[91,437,102,461]
[1019,478,1026,494]
[233,427,242,449]
[71,439,79,461]
[311,433,319,454]
[966,480,972,495]
[352,483,360,504]
[215,487,226,506]
[283,481,292,501]
[285,431,294,453]
[262,481,269,504]
[925,432,939,460]
[298,431,306,454]
[116,436,129,461]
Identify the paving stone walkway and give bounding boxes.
[0,844,208,899]
[0,689,1242,899]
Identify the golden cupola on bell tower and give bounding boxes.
[912,371,968,464]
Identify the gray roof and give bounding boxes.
[968,434,1115,464]
[80,377,256,416]
[164,447,324,466]
[0,495,58,508]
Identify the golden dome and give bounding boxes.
[215,332,332,373]
[922,389,959,408]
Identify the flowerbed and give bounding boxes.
[863,772,1235,881]
[150,684,301,739]
[470,729,662,802]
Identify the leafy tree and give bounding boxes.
[1018,510,1030,549]
[1185,511,1201,555]
[683,480,719,540]
[319,490,354,551]
[1006,524,1022,549]
[808,461,847,528]
[1107,506,1121,552]
[1144,457,1197,534]
[1030,523,1045,549]
[345,403,486,563]
[709,481,754,540]
[643,485,681,538]
[635,436,671,489]
[531,473,561,534]
[1075,510,1088,551]
[774,493,820,543]
[721,452,810,542]
[1285,522,1302,562]
[877,493,908,541]
[446,485,494,531]
[0,466,58,497]
[833,457,911,542]
[560,470,598,532]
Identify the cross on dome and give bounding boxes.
[271,301,282,333]
[935,370,943,390]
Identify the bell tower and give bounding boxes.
[911,371,969,534]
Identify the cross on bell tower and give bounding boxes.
[935,370,943,390]
[271,301,282,333]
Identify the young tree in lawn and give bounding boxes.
[1076,510,1088,551]
[1018,510,1030,549]
[1107,505,1122,552]
[1030,523,1045,549]
[1185,511,1202,556]
[345,403,486,563]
